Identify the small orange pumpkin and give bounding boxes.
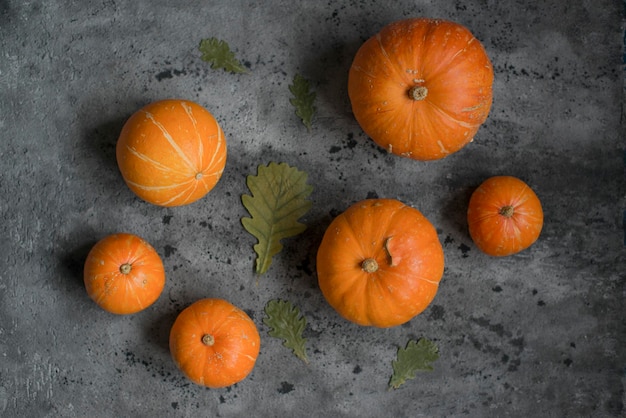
[169,298,261,388]
[316,199,444,327]
[348,18,494,160]
[116,99,227,206]
[467,176,544,256]
[83,233,165,314]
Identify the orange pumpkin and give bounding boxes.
[116,99,227,206]
[348,18,494,160]
[316,199,444,327]
[467,176,544,256]
[169,298,261,388]
[83,233,165,314]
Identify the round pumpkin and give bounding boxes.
[169,298,261,388]
[116,99,227,207]
[316,199,445,327]
[83,233,166,314]
[467,176,544,256]
[348,18,494,161]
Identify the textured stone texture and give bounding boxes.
[1,1,624,417]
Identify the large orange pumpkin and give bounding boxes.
[467,176,544,256]
[348,18,494,160]
[316,199,445,327]
[116,99,227,206]
[169,298,261,388]
[83,233,166,314]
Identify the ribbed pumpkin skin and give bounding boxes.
[116,99,227,207]
[316,199,444,328]
[169,298,261,388]
[83,233,165,315]
[348,18,494,160]
[467,176,544,256]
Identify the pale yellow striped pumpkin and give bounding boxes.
[116,99,227,206]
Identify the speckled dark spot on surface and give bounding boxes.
[156,69,174,81]
[163,245,177,257]
[458,243,471,258]
[278,381,295,394]
[428,304,445,321]
[471,317,508,338]
[344,133,357,149]
[156,67,187,81]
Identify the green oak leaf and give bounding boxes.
[241,162,313,275]
[263,299,309,363]
[388,338,439,390]
[198,37,248,74]
[289,73,316,131]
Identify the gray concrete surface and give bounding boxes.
[1,1,625,417]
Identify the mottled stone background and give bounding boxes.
[1,1,624,417]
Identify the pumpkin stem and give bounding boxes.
[408,85,428,101]
[119,263,132,275]
[361,258,379,273]
[499,205,515,218]
[201,334,215,346]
